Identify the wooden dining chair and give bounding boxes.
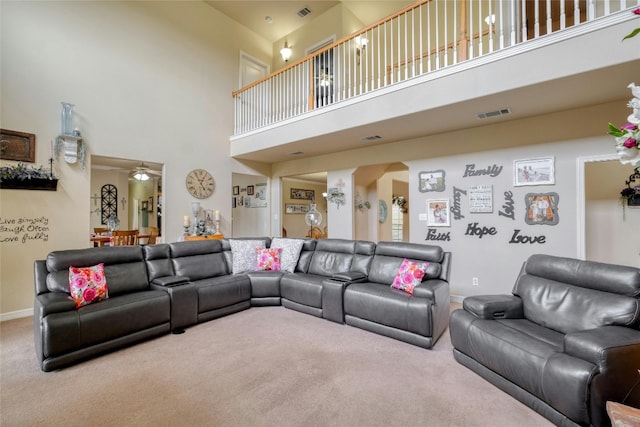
[93,227,108,234]
[110,230,139,246]
[147,227,159,244]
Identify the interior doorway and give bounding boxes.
[281,173,327,239]
[579,154,639,267]
[91,155,163,240]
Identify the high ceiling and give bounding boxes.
[204,1,413,42]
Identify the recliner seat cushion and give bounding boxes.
[344,282,431,337]
[280,273,325,308]
[193,275,251,313]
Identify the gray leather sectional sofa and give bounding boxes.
[449,254,640,427]
[34,238,451,371]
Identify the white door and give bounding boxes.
[237,52,270,132]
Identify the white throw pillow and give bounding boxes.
[270,237,305,273]
[229,239,266,274]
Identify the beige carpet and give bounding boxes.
[1,305,553,427]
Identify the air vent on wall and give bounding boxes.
[476,108,511,119]
[362,135,382,141]
[297,7,312,18]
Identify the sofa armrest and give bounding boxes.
[462,294,524,319]
[331,271,367,283]
[413,279,447,301]
[34,292,76,317]
[564,326,640,368]
[151,275,190,287]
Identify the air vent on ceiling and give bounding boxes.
[289,151,305,156]
[476,108,511,119]
[362,135,382,141]
[297,7,312,18]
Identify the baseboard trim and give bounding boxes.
[1,308,33,322]
[450,294,464,304]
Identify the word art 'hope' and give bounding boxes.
[465,222,497,239]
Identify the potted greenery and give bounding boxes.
[0,162,58,191]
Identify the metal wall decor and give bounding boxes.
[101,184,118,224]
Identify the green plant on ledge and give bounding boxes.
[0,163,55,181]
[0,162,58,191]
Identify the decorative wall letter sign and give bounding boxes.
[508,229,546,244]
[425,229,451,241]
[464,222,497,239]
[451,187,466,220]
[463,164,503,178]
[498,191,515,220]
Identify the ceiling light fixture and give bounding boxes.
[265,16,273,24]
[133,171,150,181]
[280,41,292,62]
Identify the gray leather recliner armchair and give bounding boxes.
[449,254,640,427]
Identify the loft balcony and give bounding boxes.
[231,0,640,163]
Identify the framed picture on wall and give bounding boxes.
[233,186,239,195]
[285,203,310,214]
[247,185,254,196]
[419,170,445,192]
[524,192,559,225]
[290,188,315,200]
[147,196,154,213]
[427,199,450,226]
[514,157,555,186]
[232,197,237,208]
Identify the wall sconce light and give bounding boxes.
[484,14,495,26]
[280,41,292,62]
[355,36,368,65]
[324,187,346,208]
[355,191,371,212]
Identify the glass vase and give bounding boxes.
[60,102,75,135]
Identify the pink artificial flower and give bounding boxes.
[633,7,640,15]
[624,138,638,148]
[621,123,638,131]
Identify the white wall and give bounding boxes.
[0,1,271,316]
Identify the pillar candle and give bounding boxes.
[215,210,221,221]
[183,215,190,227]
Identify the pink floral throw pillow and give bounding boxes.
[256,247,282,271]
[390,258,429,295]
[69,263,109,308]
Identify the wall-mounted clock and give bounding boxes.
[186,169,215,199]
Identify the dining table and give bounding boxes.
[90,233,150,247]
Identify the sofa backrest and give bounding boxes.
[144,244,174,281]
[367,242,446,285]
[306,238,373,277]
[45,246,148,297]
[169,240,229,280]
[513,254,640,333]
[294,239,317,273]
